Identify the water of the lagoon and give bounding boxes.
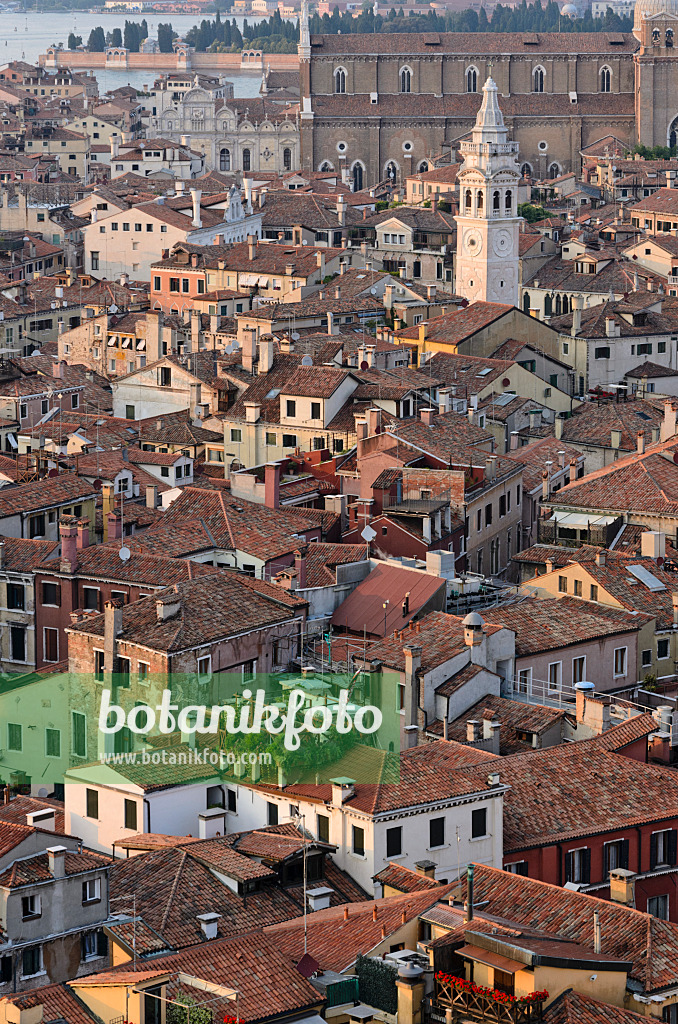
[0,9,265,93]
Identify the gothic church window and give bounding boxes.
[600,66,611,92]
[220,148,231,171]
[466,66,478,93]
[334,68,346,94]
[400,67,412,93]
[242,148,251,171]
[533,66,545,93]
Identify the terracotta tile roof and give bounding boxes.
[73,933,324,1022]
[264,885,454,971]
[535,399,664,451]
[524,255,663,295]
[373,861,443,892]
[587,712,658,750]
[0,795,64,832]
[549,296,678,339]
[281,542,366,588]
[488,595,650,656]
[572,561,678,630]
[543,990,649,1024]
[388,412,494,458]
[139,485,333,562]
[0,536,58,571]
[310,30,637,54]
[548,436,678,515]
[0,820,72,859]
[461,863,678,995]
[42,545,214,587]
[282,366,354,398]
[395,301,512,345]
[442,694,566,753]
[1,983,97,1024]
[505,437,583,490]
[629,187,678,214]
[0,474,96,518]
[627,360,678,378]
[512,542,603,567]
[137,412,223,445]
[240,296,384,321]
[0,850,106,887]
[331,564,447,637]
[360,610,503,671]
[67,570,306,654]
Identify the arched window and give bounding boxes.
[386,161,398,181]
[352,161,364,191]
[533,66,545,93]
[466,66,478,93]
[167,121,173,130]
[555,294,562,315]
[283,147,292,171]
[493,189,500,211]
[477,189,483,212]
[562,294,570,315]
[520,162,532,178]
[544,294,553,316]
[667,27,674,46]
[548,162,561,179]
[400,66,411,93]
[319,160,334,172]
[219,147,230,171]
[465,188,472,211]
[242,148,251,171]
[334,67,346,94]
[670,116,678,149]
[523,292,531,313]
[505,188,512,212]
[418,160,429,173]
[600,65,611,92]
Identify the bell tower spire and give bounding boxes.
[454,76,521,307]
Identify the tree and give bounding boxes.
[67,32,82,49]
[106,27,122,46]
[124,20,141,51]
[157,23,175,52]
[518,202,548,223]
[87,26,106,51]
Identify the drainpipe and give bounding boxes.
[144,798,152,834]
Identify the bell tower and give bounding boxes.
[454,76,521,307]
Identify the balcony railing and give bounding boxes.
[433,976,545,1024]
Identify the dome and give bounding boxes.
[462,611,485,628]
[561,4,577,15]
[634,0,678,38]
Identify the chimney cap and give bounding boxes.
[462,611,484,629]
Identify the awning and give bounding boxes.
[549,510,617,528]
[457,945,524,975]
[258,276,269,286]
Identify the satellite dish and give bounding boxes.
[673,452,678,466]
[291,332,300,341]
[38,787,48,798]
[109,303,118,314]
[301,355,313,366]
[370,287,377,295]
[502,377,511,387]
[119,546,131,562]
[48,468,59,478]
[225,344,234,353]
[92,478,103,491]
[360,360,369,370]
[657,556,665,567]
[361,524,377,542]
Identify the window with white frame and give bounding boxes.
[548,662,562,691]
[613,647,627,677]
[517,668,531,694]
[197,655,212,681]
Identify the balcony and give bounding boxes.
[431,975,546,1024]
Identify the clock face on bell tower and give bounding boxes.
[454,75,521,308]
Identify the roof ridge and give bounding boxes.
[160,848,188,932]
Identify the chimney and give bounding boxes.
[47,845,67,878]
[59,518,78,573]
[575,680,595,725]
[245,401,261,423]
[265,461,281,509]
[259,338,274,374]
[146,485,158,509]
[148,310,163,363]
[418,322,428,344]
[555,415,563,440]
[190,381,202,415]
[595,550,606,566]
[611,429,622,450]
[571,293,583,337]
[542,470,550,502]
[637,431,645,454]
[402,645,421,749]
[294,546,308,589]
[191,308,201,349]
[367,406,381,436]
[242,326,257,374]
[593,908,601,954]
[76,519,90,550]
[327,311,335,335]
[336,193,346,226]
[510,431,519,451]
[609,868,636,907]
[104,599,123,673]
[110,135,119,158]
[107,511,122,541]
[661,400,678,441]
[316,250,325,278]
[466,719,482,743]
[26,808,55,830]
[420,407,435,426]
[196,912,221,940]
[156,591,182,621]
[673,591,678,628]
[605,316,616,338]
[248,233,257,261]
[190,188,202,229]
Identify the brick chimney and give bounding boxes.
[59,518,78,573]
[146,485,158,509]
[402,644,421,749]
[265,461,281,509]
[107,511,122,541]
[76,519,90,550]
[104,599,123,675]
[419,407,435,426]
[47,845,67,878]
[294,545,308,589]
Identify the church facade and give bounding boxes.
[299,0,678,186]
